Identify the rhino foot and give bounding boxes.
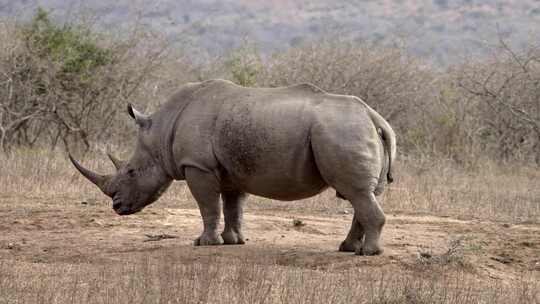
[221,230,245,245]
[355,244,383,256]
[194,233,224,246]
[339,240,361,252]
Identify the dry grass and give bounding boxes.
[383,157,540,223]
[1,149,539,304]
[0,253,538,304]
[1,150,539,222]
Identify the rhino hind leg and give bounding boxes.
[339,214,364,252]
[185,167,224,246]
[349,191,385,255]
[221,190,248,245]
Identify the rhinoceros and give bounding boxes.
[69,79,396,255]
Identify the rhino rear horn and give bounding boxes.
[107,153,125,170]
[127,103,151,129]
[68,154,112,195]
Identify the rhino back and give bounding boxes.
[209,82,330,199]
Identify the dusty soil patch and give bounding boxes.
[1,197,538,284]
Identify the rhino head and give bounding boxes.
[69,104,172,215]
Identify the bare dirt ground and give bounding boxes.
[1,193,538,283]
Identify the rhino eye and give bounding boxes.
[127,169,136,177]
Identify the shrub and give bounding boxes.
[454,38,540,164]
[225,41,262,87]
[0,8,186,152]
[25,8,113,75]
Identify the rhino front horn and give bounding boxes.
[107,153,125,170]
[68,154,111,195]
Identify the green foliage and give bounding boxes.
[24,8,112,75]
[0,8,170,152]
[225,42,262,87]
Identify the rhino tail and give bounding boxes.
[364,103,396,184]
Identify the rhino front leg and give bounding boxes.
[185,167,224,246]
[221,190,248,245]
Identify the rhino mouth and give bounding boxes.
[111,181,171,216]
[114,204,144,216]
[112,195,144,216]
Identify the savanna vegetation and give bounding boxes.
[1,9,539,163]
[0,8,538,304]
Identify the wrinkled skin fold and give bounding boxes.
[70,79,397,256]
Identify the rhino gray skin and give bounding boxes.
[69,79,396,255]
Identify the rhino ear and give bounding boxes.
[127,103,151,129]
